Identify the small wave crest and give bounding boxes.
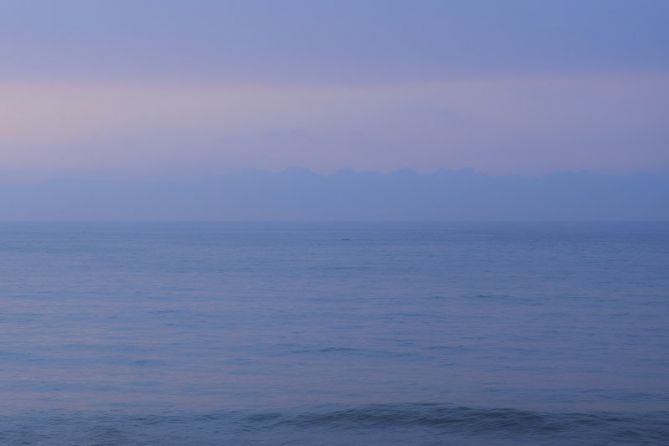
[2,404,668,445]
[240,404,668,439]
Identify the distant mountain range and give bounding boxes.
[1,169,667,221]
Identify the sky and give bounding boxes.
[0,0,668,178]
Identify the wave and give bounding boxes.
[2,404,668,445]
[238,404,669,440]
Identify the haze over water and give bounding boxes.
[2,1,669,444]
[1,222,668,444]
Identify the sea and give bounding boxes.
[0,222,667,445]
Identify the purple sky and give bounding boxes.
[1,0,668,178]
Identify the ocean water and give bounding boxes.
[0,222,667,445]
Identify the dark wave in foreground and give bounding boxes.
[2,404,668,445]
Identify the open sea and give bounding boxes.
[0,222,668,445]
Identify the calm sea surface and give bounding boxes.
[0,222,668,445]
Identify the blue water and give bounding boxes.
[1,222,668,445]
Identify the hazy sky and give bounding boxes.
[1,0,668,177]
